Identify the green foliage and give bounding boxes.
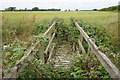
[99,5,118,11]
[55,18,80,45]
[32,7,39,11]
[76,19,120,70]
[17,18,112,79]
[32,23,49,34]
[70,53,110,79]
[18,56,71,78]
[3,40,28,68]
[75,9,79,11]
[77,20,115,52]
[5,7,16,11]
[2,11,118,48]
[18,51,110,79]
[3,16,119,79]
[3,34,49,71]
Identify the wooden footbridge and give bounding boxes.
[2,20,120,80]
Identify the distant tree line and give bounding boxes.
[5,7,61,11]
[64,9,97,11]
[4,7,98,12]
[99,5,120,11]
[4,6,120,12]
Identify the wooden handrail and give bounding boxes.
[3,22,56,78]
[44,22,56,36]
[16,41,39,65]
[3,41,39,78]
[74,21,120,79]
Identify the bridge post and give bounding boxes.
[39,43,45,64]
[12,67,17,79]
[87,38,95,57]
[73,42,76,51]
[48,31,52,39]
[80,33,83,42]
[46,44,55,64]
[78,33,85,53]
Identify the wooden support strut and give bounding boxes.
[39,43,45,63]
[46,44,55,64]
[74,21,120,79]
[78,33,86,53]
[44,33,55,55]
[72,42,76,51]
[87,38,95,56]
[78,39,86,53]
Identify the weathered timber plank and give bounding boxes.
[39,43,45,63]
[80,33,83,42]
[78,39,86,53]
[3,67,17,78]
[44,33,55,55]
[46,44,55,64]
[74,21,120,79]
[17,62,28,74]
[73,42,76,51]
[48,31,52,39]
[87,38,95,55]
[79,33,83,53]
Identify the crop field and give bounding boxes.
[1,11,120,79]
[2,11,118,48]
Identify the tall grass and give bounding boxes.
[2,11,118,52]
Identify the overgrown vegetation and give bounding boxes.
[2,16,51,44]
[2,11,118,48]
[54,18,80,44]
[18,53,110,79]
[76,19,120,70]
[2,11,119,79]
[14,18,110,79]
[3,33,49,76]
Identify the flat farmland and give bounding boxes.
[2,11,120,78]
[2,11,118,51]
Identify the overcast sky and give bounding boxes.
[0,0,119,10]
